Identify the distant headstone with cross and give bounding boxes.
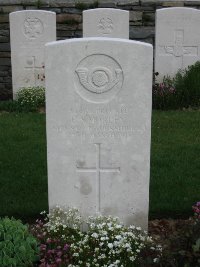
[83,8,129,39]
[155,7,200,81]
[10,10,56,99]
[45,37,153,229]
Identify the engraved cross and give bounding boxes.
[160,29,198,68]
[76,143,120,213]
[25,56,45,85]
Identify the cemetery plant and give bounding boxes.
[0,87,46,113]
[153,61,200,110]
[0,100,22,113]
[150,202,200,267]
[31,206,162,267]
[16,86,45,112]
[0,217,39,266]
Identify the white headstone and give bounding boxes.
[45,38,153,229]
[155,7,200,81]
[10,10,56,99]
[83,8,129,39]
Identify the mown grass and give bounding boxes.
[0,111,199,220]
[150,110,200,219]
[0,113,47,221]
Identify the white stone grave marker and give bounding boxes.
[45,38,153,229]
[83,8,129,39]
[10,10,56,99]
[155,7,200,81]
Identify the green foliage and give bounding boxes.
[0,217,39,266]
[34,0,42,9]
[159,218,200,266]
[0,111,200,219]
[32,207,161,266]
[174,61,200,108]
[75,0,98,10]
[0,86,45,113]
[0,113,47,219]
[16,86,45,112]
[0,100,21,112]
[153,61,200,110]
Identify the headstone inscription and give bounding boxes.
[10,10,56,99]
[155,7,200,81]
[45,38,153,229]
[83,8,129,39]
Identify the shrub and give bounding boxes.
[0,100,21,112]
[153,61,200,110]
[153,73,176,110]
[0,217,39,267]
[31,207,162,267]
[16,86,45,112]
[174,61,200,108]
[150,202,200,267]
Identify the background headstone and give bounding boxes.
[10,10,56,99]
[155,7,200,81]
[83,8,129,39]
[45,38,153,229]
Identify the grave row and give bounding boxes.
[9,7,199,229]
[10,7,200,98]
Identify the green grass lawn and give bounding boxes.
[0,111,199,221]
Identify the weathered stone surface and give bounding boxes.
[98,1,117,8]
[130,10,143,21]
[0,23,10,30]
[48,0,75,8]
[0,71,9,76]
[141,0,184,5]
[117,0,139,5]
[130,26,154,39]
[162,1,184,7]
[83,8,129,38]
[45,38,153,229]
[184,0,200,5]
[0,58,11,65]
[56,13,82,23]
[155,7,200,80]
[10,10,56,98]
[0,0,22,5]
[0,14,9,23]
[62,7,82,14]
[0,36,9,42]
[0,5,23,13]
[0,83,6,89]
[0,43,10,51]
[41,7,61,13]
[57,23,82,31]
[0,52,10,58]
[142,12,155,25]
[25,6,38,10]
[0,66,9,71]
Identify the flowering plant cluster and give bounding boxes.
[152,73,177,110]
[31,206,162,267]
[192,201,200,220]
[153,73,176,97]
[16,86,45,111]
[31,207,83,266]
[69,215,162,267]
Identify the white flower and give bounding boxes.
[130,256,135,261]
[91,232,98,238]
[108,243,113,249]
